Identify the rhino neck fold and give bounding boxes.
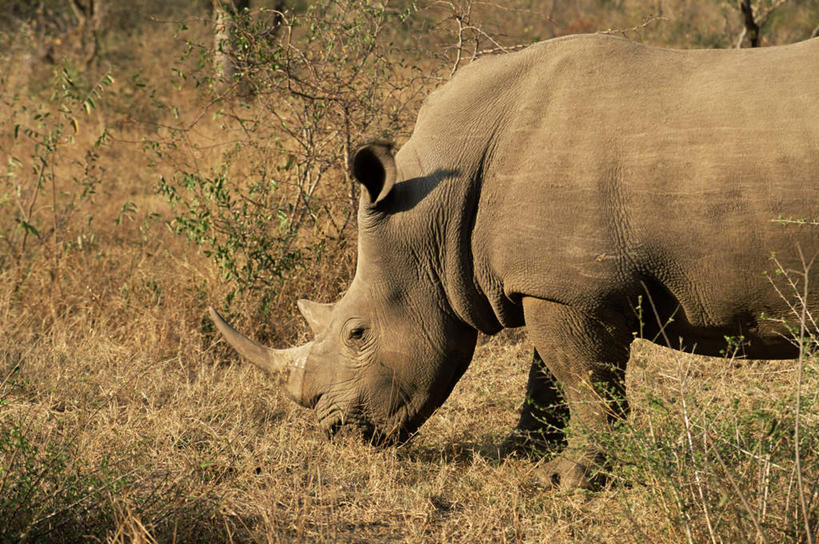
[391,137,510,335]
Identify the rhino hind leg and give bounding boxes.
[521,298,632,490]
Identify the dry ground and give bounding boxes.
[2,267,817,542]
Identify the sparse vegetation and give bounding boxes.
[0,1,817,541]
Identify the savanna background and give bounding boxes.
[1,0,817,541]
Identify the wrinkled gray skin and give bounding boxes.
[211,34,819,489]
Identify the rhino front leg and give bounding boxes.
[522,298,633,490]
[501,349,570,456]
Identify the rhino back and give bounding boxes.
[414,35,819,332]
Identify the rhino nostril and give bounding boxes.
[327,420,342,437]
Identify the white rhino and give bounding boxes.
[211,34,819,489]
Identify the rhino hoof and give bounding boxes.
[535,455,594,491]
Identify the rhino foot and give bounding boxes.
[535,453,599,491]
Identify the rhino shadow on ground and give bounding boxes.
[399,439,499,465]
[399,431,558,466]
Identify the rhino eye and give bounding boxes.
[342,320,369,348]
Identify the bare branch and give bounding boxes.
[735,26,748,48]
[599,15,669,39]
[757,0,790,24]
[447,1,471,77]
[474,43,530,57]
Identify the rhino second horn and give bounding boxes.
[209,307,290,374]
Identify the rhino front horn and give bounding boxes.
[208,307,311,405]
[209,307,288,373]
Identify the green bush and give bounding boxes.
[0,61,112,280]
[153,1,435,330]
[0,421,119,542]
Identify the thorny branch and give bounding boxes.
[599,16,669,38]
[437,0,529,76]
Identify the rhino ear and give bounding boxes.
[297,299,334,335]
[352,142,396,205]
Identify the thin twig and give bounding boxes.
[793,246,815,544]
[599,16,669,37]
[679,361,719,544]
[708,428,770,544]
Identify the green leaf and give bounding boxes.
[20,220,40,238]
[114,202,138,225]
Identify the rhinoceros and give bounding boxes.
[210,34,819,489]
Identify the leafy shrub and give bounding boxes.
[0,61,112,284]
[0,422,120,543]
[153,1,437,335]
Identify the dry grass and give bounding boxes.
[2,295,815,542]
[1,1,818,542]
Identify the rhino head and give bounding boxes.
[210,142,478,444]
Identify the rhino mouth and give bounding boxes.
[316,395,414,446]
[315,396,374,441]
[320,413,382,445]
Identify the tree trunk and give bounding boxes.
[212,0,251,82]
[68,0,106,65]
